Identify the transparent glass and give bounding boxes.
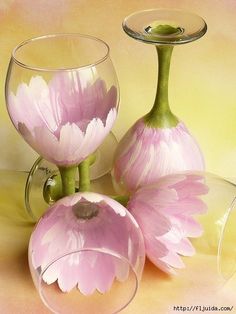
[5,33,119,167]
[112,9,207,193]
[192,173,236,282]
[177,172,236,296]
[28,192,145,313]
[126,171,236,299]
[5,33,119,215]
[123,8,207,45]
[25,132,118,222]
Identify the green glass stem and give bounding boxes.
[113,195,130,207]
[78,154,95,192]
[58,165,77,197]
[145,45,179,128]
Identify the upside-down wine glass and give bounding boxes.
[112,9,207,194]
[5,33,119,219]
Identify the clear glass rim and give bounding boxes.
[12,33,110,72]
[122,8,207,45]
[38,248,139,314]
[217,196,236,280]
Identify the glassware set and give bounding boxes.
[4,8,236,314]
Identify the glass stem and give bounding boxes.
[145,45,179,128]
[78,155,95,192]
[113,195,130,207]
[58,165,77,196]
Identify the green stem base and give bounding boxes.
[58,165,77,197]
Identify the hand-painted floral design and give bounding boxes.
[29,192,145,295]
[112,118,205,193]
[127,173,208,274]
[8,72,117,166]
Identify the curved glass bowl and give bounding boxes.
[123,9,207,45]
[131,172,236,287]
[5,33,119,173]
[25,132,118,221]
[28,192,145,314]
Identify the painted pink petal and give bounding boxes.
[164,197,207,215]
[8,77,50,131]
[174,238,196,256]
[57,253,84,293]
[93,254,116,294]
[171,214,203,238]
[173,181,209,199]
[8,74,118,166]
[19,109,117,166]
[42,259,65,287]
[129,200,171,236]
[127,173,208,274]
[159,250,185,269]
[131,186,178,208]
[112,118,204,193]
[29,192,144,295]
[48,72,117,127]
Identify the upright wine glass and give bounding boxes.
[5,33,119,219]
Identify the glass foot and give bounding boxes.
[123,9,207,45]
[25,132,118,221]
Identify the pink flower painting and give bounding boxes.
[29,192,145,295]
[112,118,205,193]
[8,72,117,166]
[127,173,209,274]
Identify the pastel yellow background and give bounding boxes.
[0,0,235,179]
[0,1,236,314]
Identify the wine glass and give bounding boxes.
[112,9,207,194]
[5,33,119,214]
[127,171,236,294]
[28,192,145,313]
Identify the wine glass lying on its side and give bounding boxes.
[28,192,145,314]
[126,171,236,295]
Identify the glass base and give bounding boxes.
[123,9,207,45]
[25,132,118,221]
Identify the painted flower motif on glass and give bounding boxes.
[8,72,117,166]
[112,118,205,193]
[29,192,144,295]
[127,173,208,274]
